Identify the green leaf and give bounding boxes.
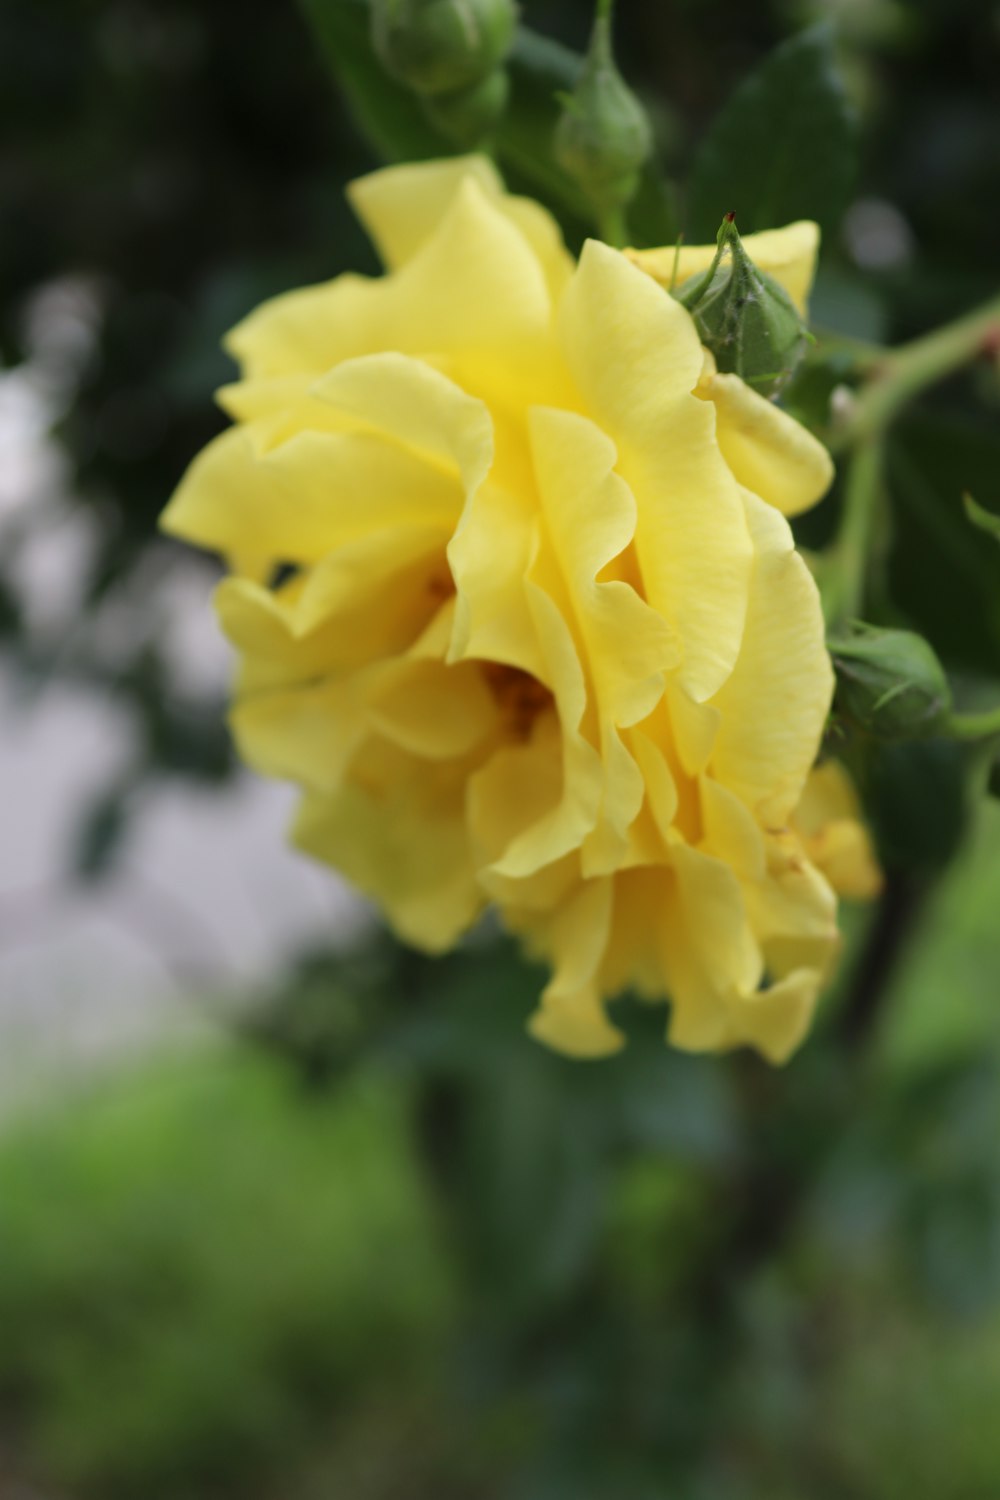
[687,23,857,240]
[964,491,1000,545]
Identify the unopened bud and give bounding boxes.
[371,0,517,99]
[424,66,509,145]
[829,623,951,740]
[676,214,809,397]
[554,5,651,223]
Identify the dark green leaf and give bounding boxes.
[687,24,857,240]
[886,413,1000,678]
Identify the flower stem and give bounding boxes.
[822,433,884,628]
[943,705,1000,742]
[831,289,1000,453]
[821,289,1000,627]
[807,327,886,372]
[598,202,628,248]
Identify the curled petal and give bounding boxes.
[698,369,834,517]
[709,491,833,827]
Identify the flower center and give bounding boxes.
[481,661,553,740]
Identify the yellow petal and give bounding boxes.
[368,658,500,761]
[528,406,681,870]
[528,407,680,727]
[668,841,762,1010]
[524,878,624,1058]
[627,220,820,315]
[348,154,573,301]
[293,748,482,952]
[794,761,883,900]
[466,710,579,913]
[226,173,565,392]
[347,155,506,269]
[698,371,833,517]
[291,526,450,643]
[665,681,719,779]
[558,240,753,702]
[226,273,387,381]
[628,729,679,846]
[709,490,833,826]
[742,834,840,983]
[724,969,822,1065]
[217,374,315,426]
[230,670,380,793]
[376,175,563,401]
[161,419,461,565]
[311,350,493,496]
[218,550,454,706]
[495,569,604,878]
[699,776,766,881]
[447,479,547,680]
[598,867,674,999]
[663,840,826,1063]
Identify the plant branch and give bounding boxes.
[822,433,884,628]
[830,289,1000,453]
[944,704,1000,742]
[834,871,928,1050]
[808,326,887,372]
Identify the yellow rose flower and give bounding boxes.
[162,156,875,1064]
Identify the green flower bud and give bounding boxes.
[371,0,517,99]
[676,213,810,397]
[554,5,651,224]
[829,623,952,741]
[424,66,509,145]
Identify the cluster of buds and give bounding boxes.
[370,0,518,145]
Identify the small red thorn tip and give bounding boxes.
[725,211,736,222]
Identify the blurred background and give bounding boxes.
[2,0,1000,1496]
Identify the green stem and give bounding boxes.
[598,202,628,248]
[832,290,1000,453]
[943,705,1000,742]
[822,434,884,628]
[807,326,887,372]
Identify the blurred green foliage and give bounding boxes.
[0,1054,451,1498]
[4,807,1000,1498]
